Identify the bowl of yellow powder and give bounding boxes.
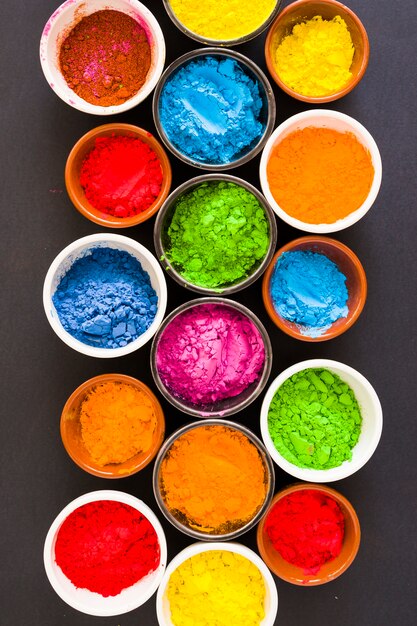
[156,542,278,626]
[265,0,369,102]
[61,374,165,478]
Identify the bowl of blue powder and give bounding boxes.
[152,48,276,169]
[43,234,168,357]
[262,236,367,341]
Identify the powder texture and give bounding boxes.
[167,551,266,626]
[159,56,265,165]
[53,247,157,348]
[160,424,267,533]
[265,490,345,574]
[267,127,374,224]
[168,0,276,40]
[270,250,348,337]
[156,303,265,407]
[273,16,354,97]
[79,135,163,218]
[55,501,160,596]
[80,381,158,466]
[164,181,270,289]
[267,368,362,469]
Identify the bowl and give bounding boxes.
[163,0,282,47]
[153,420,275,541]
[61,373,165,478]
[154,175,277,294]
[153,48,275,170]
[156,542,278,626]
[259,109,382,233]
[265,0,369,102]
[44,490,167,616]
[262,236,367,341]
[40,0,165,115]
[151,298,273,418]
[65,124,172,228]
[260,359,383,482]
[43,233,167,358]
[257,483,361,585]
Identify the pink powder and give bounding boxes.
[156,303,265,407]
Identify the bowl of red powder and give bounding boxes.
[43,490,167,616]
[257,483,361,585]
[65,124,172,227]
[40,0,165,115]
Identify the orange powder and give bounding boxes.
[266,127,374,224]
[159,425,268,533]
[80,381,158,466]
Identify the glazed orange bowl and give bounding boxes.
[265,0,369,103]
[262,236,367,341]
[65,123,172,228]
[257,483,361,585]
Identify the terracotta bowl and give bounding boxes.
[265,0,369,103]
[262,236,367,341]
[257,483,361,585]
[65,123,172,228]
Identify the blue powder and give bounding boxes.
[270,250,349,338]
[158,56,266,165]
[52,247,158,348]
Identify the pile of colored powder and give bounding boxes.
[159,424,268,533]
[55,500,160,596]
[266,127,374,224]
[156,303,265,407]
[264,490,345,574]
[270,250,349,337]
[267,368,362,469]
[164,181,270,289]
[79,380,159,466]
[273,16,354,97]
[159,56,266,165]
[79,135,163,218]
[52,247,157,348]
[167,551,266,626]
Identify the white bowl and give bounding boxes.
[259,110,382,233]
[44,490,167,617]
[40,0,165,115]
[260,359,383,482]
[156,542,278,626]
[43,233,167,358]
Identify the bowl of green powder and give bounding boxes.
[260,359,383,482]
[154,175,277,294]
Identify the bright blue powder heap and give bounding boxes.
[270,250,349,338]
[159,56,265,165]
[53,247,158,349]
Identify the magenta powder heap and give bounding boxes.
[155,303,266,408]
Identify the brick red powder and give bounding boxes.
[54,500,160,596]
[264,489,345,573]
[80,135,163,218]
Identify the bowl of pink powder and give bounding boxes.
[150,298,272,418]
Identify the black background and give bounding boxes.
[1,1,417,624]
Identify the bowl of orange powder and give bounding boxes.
[61,374,165,478]
[259,109,382,233]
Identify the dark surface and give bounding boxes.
[1,0,416,624]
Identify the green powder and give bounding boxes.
[163,181,270,290]
[267,368,362,470]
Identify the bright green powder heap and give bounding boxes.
[267,368,362,470]
[164,181,270,289]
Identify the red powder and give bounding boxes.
[55,500,160,596]
[265,489,345,574]
[80,135,163,218]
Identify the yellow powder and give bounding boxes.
[273,15,355,97]
[168,0,276,40]
[167,551,266,626]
